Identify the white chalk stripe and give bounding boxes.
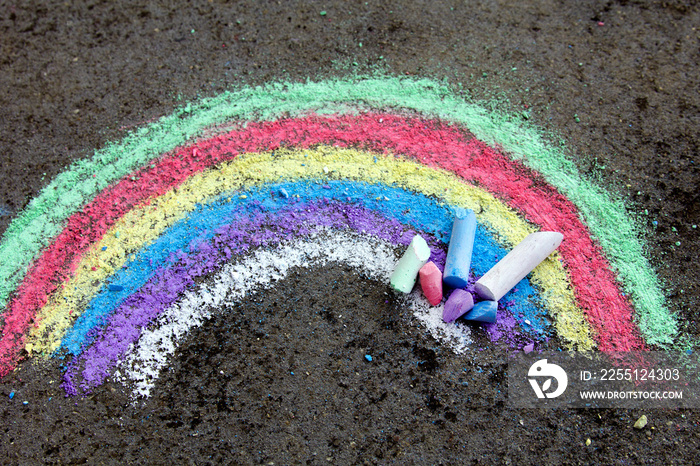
[114,231,472,399]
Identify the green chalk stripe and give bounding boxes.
[0,76,675,346]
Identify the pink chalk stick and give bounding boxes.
[442,289,474,323]
[419,261,443,306]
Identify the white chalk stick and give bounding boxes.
[474,231,563,301]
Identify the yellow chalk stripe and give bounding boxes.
[28,147,593,355]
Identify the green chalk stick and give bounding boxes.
[390,235,431,293]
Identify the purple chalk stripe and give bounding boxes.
[64,201,447,393]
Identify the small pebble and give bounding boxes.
[634,415,648,429]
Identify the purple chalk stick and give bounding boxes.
[442,289,474,323]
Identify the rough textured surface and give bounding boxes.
[1,1,699,464]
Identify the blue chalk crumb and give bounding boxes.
[365,354,373,362]
[9,391,14,399]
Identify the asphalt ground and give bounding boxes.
[1,1,699,464]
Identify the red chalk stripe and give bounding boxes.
[1,113,641,376]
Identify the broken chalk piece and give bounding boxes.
[279,188,289,199]
[442,289,474,323]
[390,235,431,293]
[108,285,124,292]
[443,208,477,289]
[464,300,497,323]
[474,231,563,302]
[419,261,443,306]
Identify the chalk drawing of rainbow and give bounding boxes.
[0,76,677,398]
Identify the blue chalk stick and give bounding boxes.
[464,300,497,323]
[108,285,124,292]
[443,208,477,289]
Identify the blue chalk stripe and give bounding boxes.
[59,180,548,355]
